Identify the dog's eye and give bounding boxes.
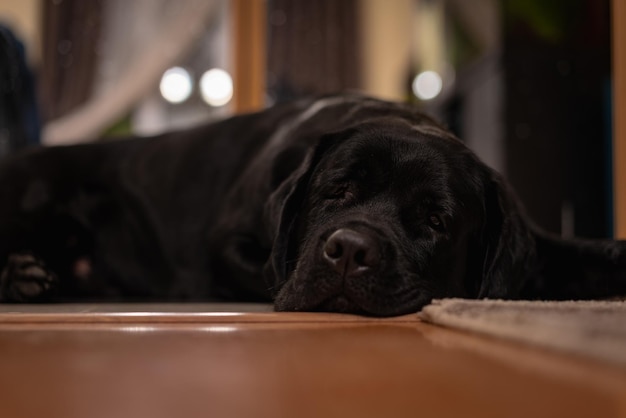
[428,214,444,230]
[326,184,354,201]
[356,167,368,180]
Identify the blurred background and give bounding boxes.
[0,0,614,239]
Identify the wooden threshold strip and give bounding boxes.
[0,310,419,325]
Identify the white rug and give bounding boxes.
[418,298,626,366]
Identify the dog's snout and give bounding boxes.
[323,228,380,277]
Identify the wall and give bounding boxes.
[359,0,413,101]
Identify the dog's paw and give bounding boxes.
[0,253,58,302]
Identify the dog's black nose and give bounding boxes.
[323,228,380,277]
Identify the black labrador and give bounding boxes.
[1,94,625,315]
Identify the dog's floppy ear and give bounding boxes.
[262,130,351,295]
[476,170,538,299]
[477,169,626,301]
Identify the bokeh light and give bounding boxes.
[200,68,233,107]
[412,70,443,101]
[160,67,193,104]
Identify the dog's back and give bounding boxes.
[0,100,305,301]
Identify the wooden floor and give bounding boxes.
[1,304,625,418]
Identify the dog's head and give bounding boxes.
[264,99,536,316]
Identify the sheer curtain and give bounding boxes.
[40,0,219,145]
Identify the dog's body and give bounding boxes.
[1,94,625,315]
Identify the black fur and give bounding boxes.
[1,94,625,315]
